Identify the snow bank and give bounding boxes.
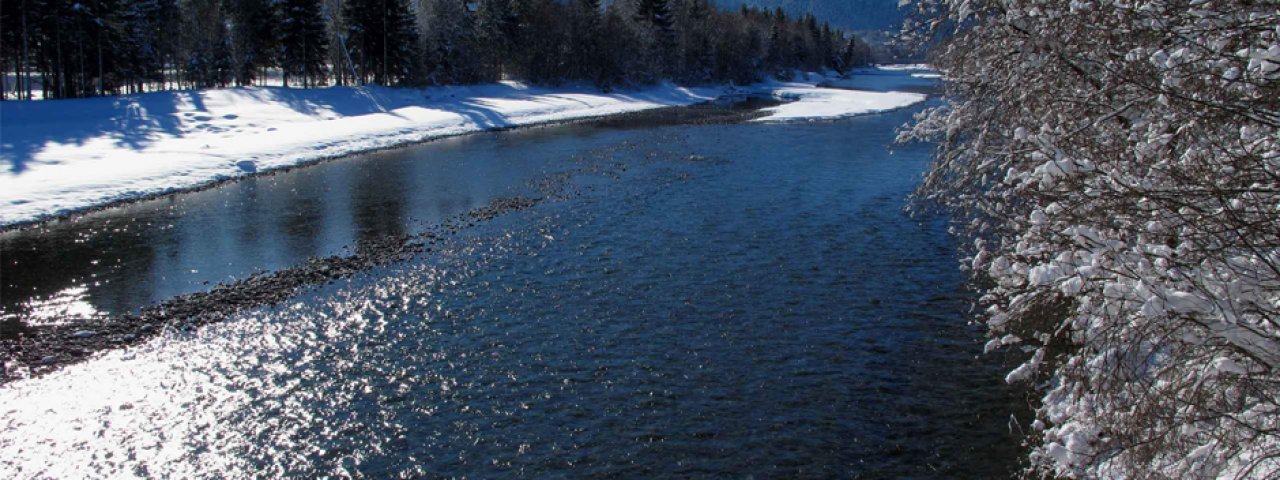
[0,82,727,226]
[0,69,930,226]
[875,63,932,71]
[748,65,932,122]
[754,87,926,122]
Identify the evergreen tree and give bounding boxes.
[422,0,475,84]
[504,0,536,79]
[632,0,674,77]
[230,0,277,86]
[0,0,28,99]
[568,0,604,83]
[153,0,183,89]
[183,2,235,90]
[819,24,837,71]
[60,0,126,97]
[345,0,419,85]
[1,0,872,98]
[279,0,329,87]
[114,0,163,93]
[319,0,350,86]
[801,13,821,70]
[839,36,871,70]
[672,0,713,83]
[472,0,512,81]
[189,34,234,89]
[634,0,671,31]
[505,0,565,83]
[764,17,786,74]
[597,2,642,87]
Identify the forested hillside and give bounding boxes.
[712,0,904,32]
[0,0,874,100]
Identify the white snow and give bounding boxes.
[753,85,926,122]
[745,69,928,122]
[874,63,932,71]
[1,69,930,226]
[0,82,721,226]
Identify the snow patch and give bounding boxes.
[1,71,932,225]
[2,81,729,226]
[753,83,926,122]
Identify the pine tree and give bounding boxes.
[472,0,512,81]
[672,0,713,83]
[153,0,183,90]
[819,23,837,71]
[116,0,165,93]
[633,0,671,31]
[1,0,866,96]
[345,0,419,85]
[626,0,673,79]
[801,13,821,70]
[597,2,641,87]
[568,0,603,83]
[60,0,127,97]
[839,36,871,70]
[184,0,235,89]
[505,0,565,83]
[279,0,329,87]
[230,0,277,86]
[765,18,785,74]
[422,0,474,84]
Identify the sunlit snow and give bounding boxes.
[1,70,929,226]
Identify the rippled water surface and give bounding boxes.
[1,73,1022,478]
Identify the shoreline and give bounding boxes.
[0,70,934,384]
[0,100,776,385]
[0,101,730,235]
[0,70,931,232]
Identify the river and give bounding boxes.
[0,70,1023,478]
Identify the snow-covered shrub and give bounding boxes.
[901,1,1280,478]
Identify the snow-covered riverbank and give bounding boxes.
[0,71,926,227]
[754,86,925,122]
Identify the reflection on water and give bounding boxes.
[8,286,101,326]
[0,87,1023,478]
[0,129,591,323]
[0,99,778,327]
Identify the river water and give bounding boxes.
[1,71,1023,478]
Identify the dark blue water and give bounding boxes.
[0,74,1022,478]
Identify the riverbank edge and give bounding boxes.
[0,102,773,385]
[0,95,726,234]
[2,70,888,232]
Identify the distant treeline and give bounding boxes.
[0,0,874,100]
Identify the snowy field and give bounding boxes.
[0,71,926,227]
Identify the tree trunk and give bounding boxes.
[382,0,388,85]
[97,30,104,96]
[55,16,64,98]
[21,0,30,100]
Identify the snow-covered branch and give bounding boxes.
[902,0,1280,477]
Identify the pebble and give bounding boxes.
[6,190,551,383]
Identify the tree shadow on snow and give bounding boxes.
[1,92,192,174]
[0,82,709,176]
